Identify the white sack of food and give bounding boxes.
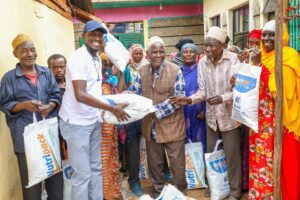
[155,184,197,200]
[100,93,156,124]
[24,115,62,188]
[205,140,230,200]
[232,63,261,132]
[102,23,130,72]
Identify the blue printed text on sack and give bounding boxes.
[37,133,55,177]
[208,157,228,173]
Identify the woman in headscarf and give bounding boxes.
[128,44,148,84]
[171,38,195,66]
[238,29,262,63]
[240,29,262,192]
[180,43,206,150]
[249,20,300,200]
[248,29,262,49]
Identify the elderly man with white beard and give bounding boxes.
[129,36,187,197]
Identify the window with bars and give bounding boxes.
[211,15,220,27]
[233,5,249,49]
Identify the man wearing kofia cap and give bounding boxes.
[0,34,63,200]
[171,26,242,200]
[129,36,187,196]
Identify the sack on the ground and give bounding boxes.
[139,136,149,179]
[155,184,197,200]
[62,160,73,200]
[232,63,262,132]
[139,194,154,200]
[102,23,130,72]
[185,142,207,189]
[205,140,230,200]
[24,114,62,188]
[99,93,156,124]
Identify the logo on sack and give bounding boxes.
[233,96,241,110]
[37,131,61,177]
[235,74,257,93]
[208,157,228,173]
[139,150,147,179]
[185,153,199,189]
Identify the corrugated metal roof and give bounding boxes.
[263,0,276,14]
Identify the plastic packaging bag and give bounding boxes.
[185,141,207,189]
[102,23,130,72]
[139,136,149,179]
[155,184,197,200]
[205,140,230,200]
[24,114,62,188]
[99,93,156,124]
[232,63,262,132]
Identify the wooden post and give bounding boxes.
[273,0,283,199]
[143,20,149,48]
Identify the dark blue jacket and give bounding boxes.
[0,64,61,153]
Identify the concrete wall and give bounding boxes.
[203,0,268,42]
[0,0,75,199]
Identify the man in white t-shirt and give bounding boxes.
[59,20,129,200]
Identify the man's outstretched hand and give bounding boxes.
[170,96,192,106]
[112,103,130,122]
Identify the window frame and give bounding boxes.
[211,15,221,27]
[232,5,249,49]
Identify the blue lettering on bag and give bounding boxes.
[187,170,196,188]
[208,157,228,173]
[139,165,146,178]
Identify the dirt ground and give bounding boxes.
[121,174,248,200]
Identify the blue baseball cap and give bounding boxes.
[83,20,108,34]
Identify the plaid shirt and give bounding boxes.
[190,50,240,131]
[128,63,185,120]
